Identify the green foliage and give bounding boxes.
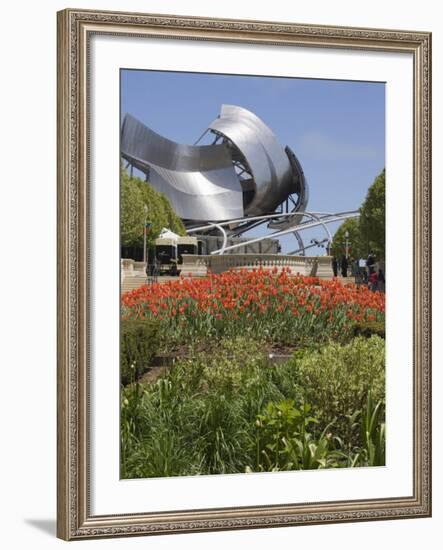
[120,168,186,248]
[331,217,362,260]
[120,319,160,385]
[120,172,146,247]
[359,390,385,466]
[353,320,385,339]
[121,338,284,478]
[120,336,386,478]
[331,168,385,261]
[133,175,186,244]
[288,336,385,438]
[253,400,343,471]
[359,169,385,259]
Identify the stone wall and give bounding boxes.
[121,255,334,289]
[180,254,334,278]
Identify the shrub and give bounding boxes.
[253,399,344,471]
[120,336,386,478]
[363,390,386,465]
[289,336,385,437]
[120,339,282,477]
[120,319,159,385]
[353,320,385,339]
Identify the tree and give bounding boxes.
[133,178,186,245]
[121,171,145,247]
[359,169,385,260]
[120,168,186,248]
[331,217,362,260]
[331,169,385,261]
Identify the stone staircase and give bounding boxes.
[120,255,337,295]
[121,275,148,294]
[121,259,147,294]
[121,257,190,294]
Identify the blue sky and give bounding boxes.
[121,69,385,254]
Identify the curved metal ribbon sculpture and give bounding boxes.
[121,105,308,223]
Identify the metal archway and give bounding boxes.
[187,210,356,255]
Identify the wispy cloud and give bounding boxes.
[296,130,378,161]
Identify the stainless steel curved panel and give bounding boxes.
[121,114,244,221]
[208,105,296,215]
[284,145,309,226]
[121,107,308,224]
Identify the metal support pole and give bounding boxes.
[143,205,148,264]
[293,231,305,256]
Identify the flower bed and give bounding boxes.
[121,268,384,346]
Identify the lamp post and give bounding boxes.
[344,230,350,259]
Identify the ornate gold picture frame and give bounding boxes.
[57,8,431,540]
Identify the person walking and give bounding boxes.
[367,252,376,267]
[352,258,360,282]
[332,257,338,277]
[368,267,378,291]
[377,268,385,292]
[358,258,367,284]
[341,255,348,277]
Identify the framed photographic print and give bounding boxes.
[57,8,431,540]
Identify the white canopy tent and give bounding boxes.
[158,227,180,241]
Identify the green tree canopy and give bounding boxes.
[120,168,186,248]
[330,217,362,260]
[359,169,385,260]
[121,172,145,247]
[331,168,385,261]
